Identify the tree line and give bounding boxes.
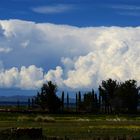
[29,79,140,114]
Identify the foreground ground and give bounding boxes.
[0,112,140,139]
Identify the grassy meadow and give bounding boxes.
[0,112,140,139]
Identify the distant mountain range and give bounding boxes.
[0,88,78,103]
[0,95,76,103]
[0,95,33,102]
[0,88,36,97]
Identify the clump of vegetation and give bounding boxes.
[17,115,55,123]
[17,116,32,122]
[106,117,127,122]
[76,118,90,122]
[34,116,55,122]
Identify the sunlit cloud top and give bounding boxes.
[0,19,140,91]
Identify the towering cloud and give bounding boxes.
[0,19,139,90]
[0,65,44,89]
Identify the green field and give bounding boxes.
[0,112,140,139]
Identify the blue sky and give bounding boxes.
[0,0,140,26]
[0,0,140,96]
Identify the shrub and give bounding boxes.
[34,116,55,122]
[76,118,90,122]
[17,116,32,122]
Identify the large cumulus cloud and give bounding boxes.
[0,65,44,89]
[0,19,140,90]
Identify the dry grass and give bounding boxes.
[34,116,55,122]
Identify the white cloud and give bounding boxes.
[21,40,30,48]
[111,5,140,10]
[0,24,4,37]
[19,65,44,89]
[0,67,19,88]
[0,19,140,90]
[44,66,64,87]
[118,12,140,17]
[32,4,74,14]
[0,65,45,89]
[109,4,140,17]
[0,47,12,53]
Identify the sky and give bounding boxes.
[0,0,140,96]
[0,0,140,26]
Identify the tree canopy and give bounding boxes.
[33,79,140,114]
[35,81,61,112]
[99,79,140,113]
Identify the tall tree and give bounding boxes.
[91,89,95,111]
[35,81,61,112]
[94,93,98,111]
[115,80,139,113]
[78,91,82,111]
[17,99,20,110]
[61,91,65,112]
[67,93,69,110]
[83,92,94,112]
[76,93,78,112]
[31,98,34,108]
[98,94,102,112]
[99,78,118,113]
[28,98,31,109]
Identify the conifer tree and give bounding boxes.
[28,98,31,109]
[91,89,95,111]
[76,93,78,112]
[78,91,81,110]
[67,93,69,110]
[61,91,64,112]
[34,81,61,112]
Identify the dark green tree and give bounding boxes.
[17,99,20,110]
[76,93,78,112]
[35,81,61,112]
[67,93,69,110]
[91,89,95,111]
[28,98,31,109]
[78,91,82,111]
[61,91,65,111]
[115,80,139,113]
[94,93,98,111]
[83,92,94,112]
[98,94,101,112]
[31,98,34,108]
[99,78,118,113]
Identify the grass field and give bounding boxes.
[0,112,140,139]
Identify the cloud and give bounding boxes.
[21,40,30,48]
[111,5,140,10]
[109,4,140,17]
[0,47,12,53]
[0,19,140,91]
[19,65,44,89]
[118,12,140,17]
[44,66,64,88]
[0,61,3,72]
[32,4,74,14]
[0,65,44,89]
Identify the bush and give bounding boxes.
[34,116,55,122]
[76,118,90,122]
[17,116,32,122]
